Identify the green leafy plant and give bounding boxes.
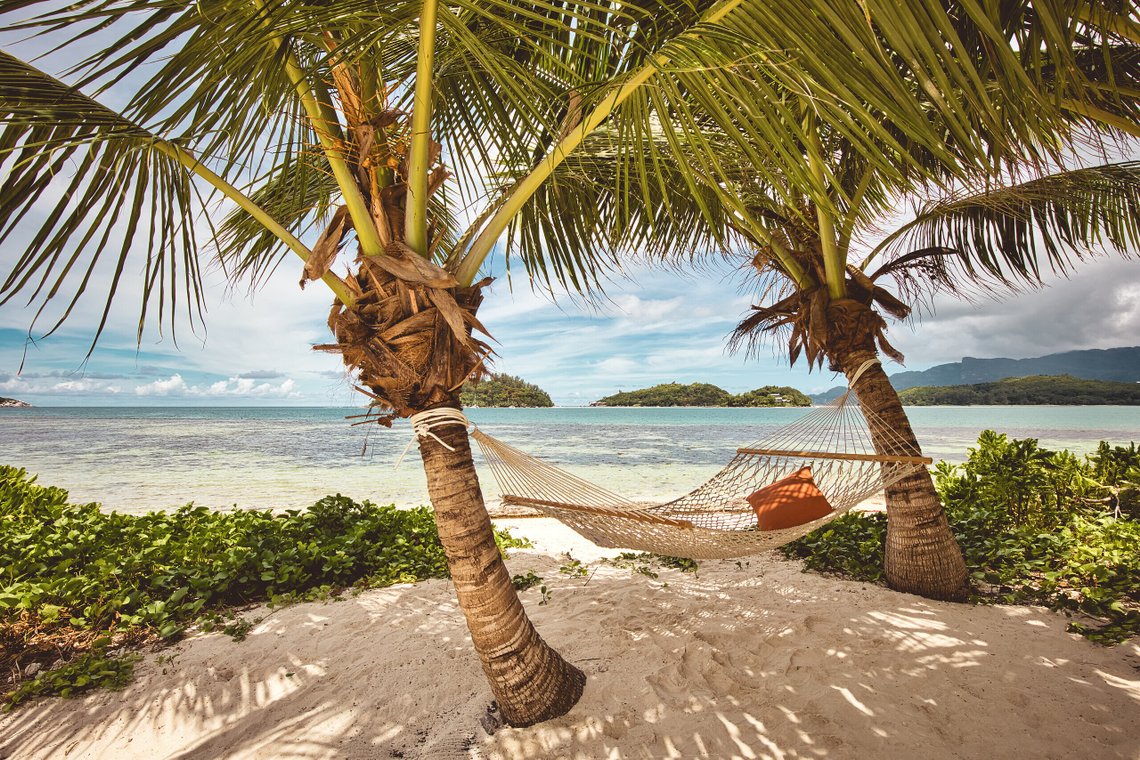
[559,557,589,577]
[781,512,888,584]
[609,553,660,579]
[1087,442,1140,519]
[511,572,544,591]
[655,555,700,573]
[5,650,137,711]
[607,552,700,578]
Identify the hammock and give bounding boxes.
[409,362,931,560]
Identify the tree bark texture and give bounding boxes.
[417,416,586,726]
[837,349,969,601]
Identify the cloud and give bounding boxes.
[1,370,132,380]
[236,370,285,380]
[606,295,686,323]
[134,373,299,399]
[52,379,122,394]
[595,357,639,374]
[134,374,191,396]
[207,377,298,398]
[0,375,122,395]
[889,258,1140,365]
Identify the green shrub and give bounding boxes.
[782,432,1140,644]
[781,512,887,583]
[1087,442,1140,519]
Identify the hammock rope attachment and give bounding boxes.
[403,360,932,560]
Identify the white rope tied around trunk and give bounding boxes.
[395,407,473,469]
[848,358,880,387]
[836,358,881,406]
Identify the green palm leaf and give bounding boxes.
[0,51,204,349]
[867,162,1140,299]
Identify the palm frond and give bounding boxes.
[497,124,743,292]
[214,149,341,289]
[7,0,320,175]
[0,51,203,349]
[215,147,463,290]
[868,162,1140,302]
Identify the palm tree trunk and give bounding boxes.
[837,350,969,601]
[416,410,586,726]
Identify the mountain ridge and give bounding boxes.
[811,346,1140,403]
[897,375,1140,405]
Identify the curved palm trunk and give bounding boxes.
[417,411,586,726]
[835,350,968,601]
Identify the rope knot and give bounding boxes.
[395,407,473,469]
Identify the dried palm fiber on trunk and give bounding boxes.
[466,361,930,560]
[316,241,492,417]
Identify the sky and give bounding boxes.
[1,19,1138,407]
[2,250,1138,407]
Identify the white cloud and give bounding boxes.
[0,375,122,395]
[605,295,685,323]
[135,373,299,399]
[135,374,191,396]
[889,258,1140,365]
[52,379,122,394]
[595,357,639,374]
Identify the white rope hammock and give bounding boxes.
[406,361,930,560]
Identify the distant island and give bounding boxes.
[811,346,1140,403]
[898,375,1140,406]
[592,382,811,407]
[461,373,553,408]
[0,397,30,408]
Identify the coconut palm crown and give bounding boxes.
[1,0,1136,721]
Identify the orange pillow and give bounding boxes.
[747,466,833,531]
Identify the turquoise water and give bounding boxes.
[1,406,1137,513]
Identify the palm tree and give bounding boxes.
[723,11,1140,601]
[730,161,1140,598]
[1,0,1131,721]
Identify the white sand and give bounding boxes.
[3,518,1138,760]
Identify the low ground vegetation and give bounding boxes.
[783,432,1140,643]
[0,466,527,709]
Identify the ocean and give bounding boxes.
[2,405,1137,514]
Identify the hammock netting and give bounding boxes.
[468,388,930,560]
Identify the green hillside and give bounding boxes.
[898,375,1140,405]
[729,385,813,407]
[460,373,553,408]
[593,382,811,407]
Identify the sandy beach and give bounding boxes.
[2,518,1137,760]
